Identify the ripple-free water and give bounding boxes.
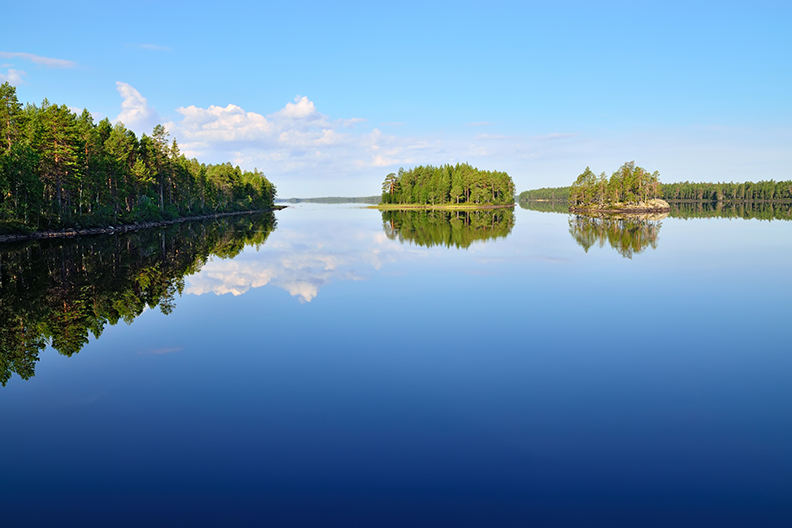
[1,204,790,526]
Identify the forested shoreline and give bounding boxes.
[0,83,276,235]
[520,179,792,205]
[380,164,514,206]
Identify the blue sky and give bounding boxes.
[2,0,789,197]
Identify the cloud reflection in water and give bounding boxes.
[185,226,402,302]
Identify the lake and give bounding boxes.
[1,203,790,527]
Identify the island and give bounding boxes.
[0,82,279,241]
[375,164,515,210]
[568,162,670,213]
[518,167,791,212]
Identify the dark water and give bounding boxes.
[1,204,790,527]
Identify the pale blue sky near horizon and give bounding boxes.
[1,0,789,197]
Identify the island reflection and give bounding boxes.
[520,200,792,221]
[0,213,276,385]
[381,209,515,249]
[568,213,664,259]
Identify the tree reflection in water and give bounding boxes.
[0,213,276,385]
[568,213,665,259]
[382,208,515,249]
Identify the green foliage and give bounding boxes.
[0,82,276,234]
[569,162,661,207]
[518,187,570,203]
[661,180,792,203]
[380,164,514,206]
[382,208,515,249]
[520,179,792,209]
[0,212,277,385]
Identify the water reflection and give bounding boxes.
[568,213,665,259]
[0,213,276,385]
[519,201,569,214]
[669,201,792,221]
[520,200,792,221]
[381,208,515,249]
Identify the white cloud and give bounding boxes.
[112,84,792,196]
[0,68,26,85]
[272,95,319,120]
[115,81,161,134]
[0,51,75,68]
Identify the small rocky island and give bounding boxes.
[568,161,670,213]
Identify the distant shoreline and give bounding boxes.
[0,207,286,245]
[371,204,516,211]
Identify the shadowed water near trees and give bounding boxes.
[568,214,664,259]
[0,212,276,385]
[520,200,792,221]
[382,209,514,249]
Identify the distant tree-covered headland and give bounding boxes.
[568,162,669,212]
[379,164,515,208]
[382,208,514,249]
[0,82,277,236]
[518,186,570,203]
[0,212,276,386]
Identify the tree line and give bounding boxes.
[0,212,276,385]
[660,180,792,202]
[520,177,792,206]
[0,82,276,233]
[518,186,570,203]
[381,164,514,206]
[382,209,514,249]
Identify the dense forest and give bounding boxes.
[0,82,276,234]
[520,178,792,206]
[568,214,663,259]
[380,164,514,206]
[660,180,792,202]
[382,209,514,249]
[518,186,570,203]
[0,212,276,385]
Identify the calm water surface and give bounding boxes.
[1,204,790,526]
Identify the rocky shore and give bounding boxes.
[0,207,286,244]
[570,198,670,214]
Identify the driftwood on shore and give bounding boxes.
[0,207,286,244]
